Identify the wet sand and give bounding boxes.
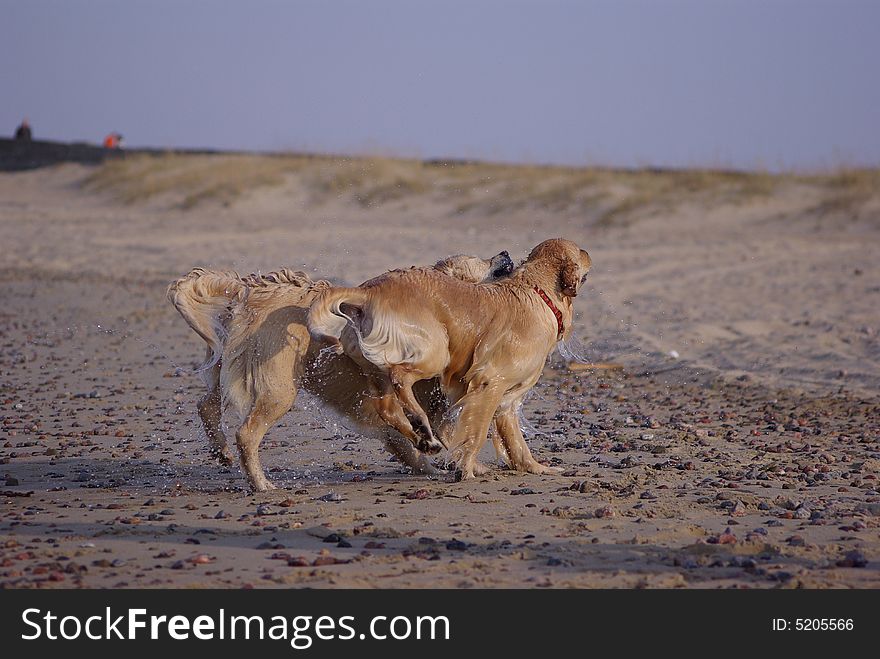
[1,160,878,588]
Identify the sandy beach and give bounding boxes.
[1,154,878,588]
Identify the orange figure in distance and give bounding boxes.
[103,132,123,149]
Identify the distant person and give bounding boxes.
[14,118,32,141]
[103,132,123,149]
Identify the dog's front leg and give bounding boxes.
[494,404,562,475]
[448,383,505,481]
[381,432,440,476]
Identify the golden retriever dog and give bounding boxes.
[308,238,592,480]
[167,251,514,491]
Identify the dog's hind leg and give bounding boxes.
[390,366,444,455]
[197,353,235,467]
[367,380,435,454]
[235,389,296,492]
[372,393,436,456]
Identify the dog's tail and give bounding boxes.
[309,286,430,367]
[167,268,249,371]
[307,287,371,348]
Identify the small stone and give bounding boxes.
[855,503,880,516]
[708,528,737,545]
[771,571,794,582]
[718,528,737,544]
[836,550,868,568]
[256,541,284,550]
[312,556,347,566]
[445,539,468,551]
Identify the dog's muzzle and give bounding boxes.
[492,250,514,277]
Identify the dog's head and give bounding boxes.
[434,250,514,283]
[526,239,592,298]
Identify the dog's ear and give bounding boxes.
[560,258,580,297]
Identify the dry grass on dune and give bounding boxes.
[81,153,309,209]
[800,168,880,220]
[81,152,880,225]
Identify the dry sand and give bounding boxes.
[1,156,878,588]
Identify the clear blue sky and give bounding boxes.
[3,0,879,170]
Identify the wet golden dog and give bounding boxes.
[308,239,592,480]
[168,251,513,491]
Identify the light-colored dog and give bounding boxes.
[167,251,513,491]
[308,238,592,480]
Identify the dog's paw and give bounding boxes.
[472,461,494,476]
[453,467,475,482]
[525,461,563,475]
[412,459,440,476]
[249,478,278,493]
[418,437,444,455]
[212,449,235,467]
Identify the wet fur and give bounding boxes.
[168,253,512,491]
[308,239,593,480]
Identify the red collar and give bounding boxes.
[534,286,564,340]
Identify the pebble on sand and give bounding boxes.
[836,550,868,568]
